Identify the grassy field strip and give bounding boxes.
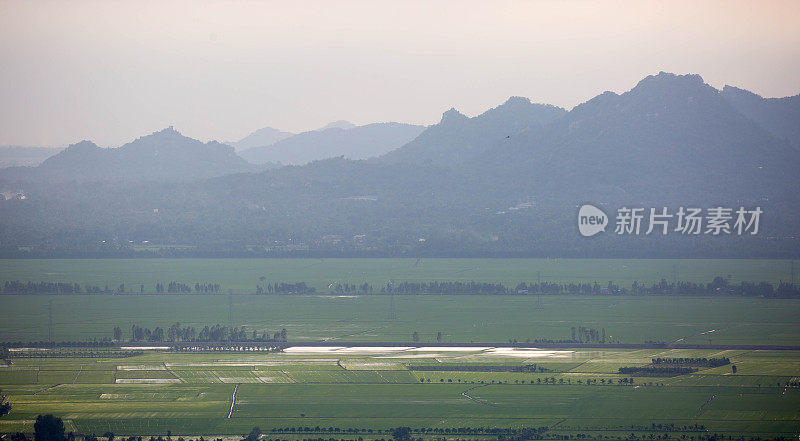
[1,258,795,291]
[3,295,800,344]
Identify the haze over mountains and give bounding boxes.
[0,127,259,184]
[1,72,798,258]
[0,146,61,168]
[228,126,294,151]
[240,122,425,165]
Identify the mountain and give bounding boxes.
[0,127,258,184]
[720,85,800,148]
[0,146,63,168]
[318,120,356,131]
[379,97,567,167]
[239,122,426,165]
[1,73,799,258]
[230,126,294,151]
[475,72,800,205]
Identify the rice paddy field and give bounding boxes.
[1,347,799,437]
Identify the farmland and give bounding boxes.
[0,258,796,293]
[1,294,799,345]
[1,347,799,437]
[1,258,799,438]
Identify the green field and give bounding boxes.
[1,294,799,345]
[2,258,799,438]
[0,258,796,293]
[1,348,798,437]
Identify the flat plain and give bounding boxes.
[0,258,795,292]
[1,348,798,437]
[1,294,799,345]
[1,258,799,438]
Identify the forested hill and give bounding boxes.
[0,73,798,258]
[379,96,566,167]
[468,72,800,204]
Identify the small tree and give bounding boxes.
[243,427,261,441]
[34,414,66,441]
[0,390,10,417]
[391,427,411,441]
[731,364,737,374]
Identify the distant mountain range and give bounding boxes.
[318,120,357,131]
[240,122,426,165]
[228,126,294,151]
[0,127,259,184]
[1,72,798,258]
[0,146,62,168]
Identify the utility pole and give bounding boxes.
[48,299,53,342]
[228,294,233,327]
[672,264,677,295]
[535,271,543,309]
[388,292,397,319]
[387,280,396,319]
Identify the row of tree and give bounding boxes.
[7,350,141,359]
[571,326,606,343]
[2,281,103,294]
[120,324,287,343]
[416,377,635,385]
[651,357,730,367]
[256,282,315,294]
[618,366,698,376]
[6,277,799,297]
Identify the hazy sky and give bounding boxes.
[1,0,799,147]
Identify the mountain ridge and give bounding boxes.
[240,122,426,165]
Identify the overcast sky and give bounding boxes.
[1,0,799,147]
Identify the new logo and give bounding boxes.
[578,204,608,237]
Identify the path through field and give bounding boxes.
[227,383,239,419]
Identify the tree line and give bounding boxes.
[4,276,799,297]
[6,414,795,441]
[619,366,698,376]
[120,323,287,343]
[651,357,730,367]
